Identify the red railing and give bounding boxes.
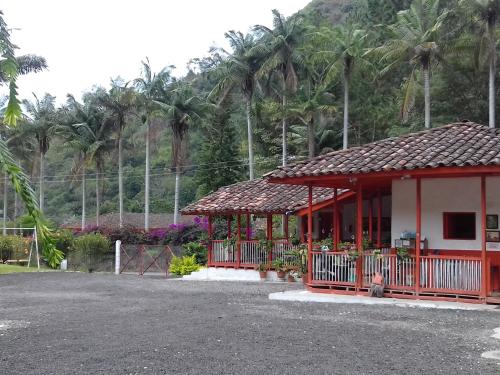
[209,239,300,268]
[309,249,483,297]
[420,255,482,295]
[311,251,356,285]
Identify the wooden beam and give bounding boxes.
[481,175,487,299]
[246,212,251,240]
[333,188,338,251]
[415,178,421,295]
[307,185,313,283]
[207,215,213,266]
[237,214,241,268]
[284,215,289,240]
[377,189,382,248]
[267,214,273,263]
[356,184,363,290]
[368,198,373,245]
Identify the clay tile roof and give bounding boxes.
[181,178,340,215]
[265,122,500,180]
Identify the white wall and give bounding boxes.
[391,177,500,251]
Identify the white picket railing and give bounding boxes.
[363,254,416,288]
[211,240,236,263]
[420,256,481,293]
[311,252,356,284]
[240,241,268,265]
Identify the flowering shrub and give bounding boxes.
[168,255,200,275]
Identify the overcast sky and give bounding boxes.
[2,0,310,104]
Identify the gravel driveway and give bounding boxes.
[0,272,498,374]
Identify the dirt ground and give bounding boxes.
[0,272,499,374]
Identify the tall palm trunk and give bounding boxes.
[39,150,44,212]
[14,160,20,221]
[95,169,100,227]
[489,13,496,129]
[423,63,431,129]
[3,173,7,235]
[245,97,255,180]
[308,118,315,158]
[173,167,180,225]
[343,72,349,150]
[282,94,288,167]
[81,165,86,230]
[118,129,123,228]
[144,120,150,231]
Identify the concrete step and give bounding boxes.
[182,267,284,282]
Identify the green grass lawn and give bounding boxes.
[0,264,50,274]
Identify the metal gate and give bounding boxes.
[119,244,174,277]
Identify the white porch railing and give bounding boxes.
[312,252,356,284]
[211,240,236,264]
[420,256,482,294]
[363,254,416,289]
[240,240,267,265]
[272,241,300,264]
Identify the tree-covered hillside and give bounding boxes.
[2,0,500,230]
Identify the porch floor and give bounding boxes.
[269,290,499,311]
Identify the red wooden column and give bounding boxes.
[227,215,232,238]
[333,188,338,251]
[368,198,373,246]
[356,184,363,290]
[300,217,306,243]
[415,178,422,295]
[307,185,313,283]
[284,215,289,240]
[481,175,487,299]
[236,214,241,268]
[246,212,251,240]
[267,214,273,263]
[377,189,382,248]
[207,215,213,266]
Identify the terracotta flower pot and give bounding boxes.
[287,274,295,283]
[259,271,267,280]
[301,273,308,285]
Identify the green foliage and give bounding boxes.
[53,229,75,255]
[182,241,207,265]
[0,235,29,262]
[168,255,200,275]
[69,233,111,272]
[72,233,111,255]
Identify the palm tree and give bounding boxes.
[371,0,449,128]
[0,10,62,267]
[254,10,304,166]
[310,24,371,149]
[0,52,46,231]
[459,0,500,128]
[155,81,203,224]
[211,31,264,180]
[61,95,103,230]
[97,82,136,228]
[133,58,173,230]
[80,91,114,227]
[22,93,58,212]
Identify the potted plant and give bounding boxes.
[256,263,268,280]
[287,266,299,282]
[273,258,286,280]
[285,244,308,284]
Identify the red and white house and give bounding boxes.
[181,178,353,269]
[266,122,500,304]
